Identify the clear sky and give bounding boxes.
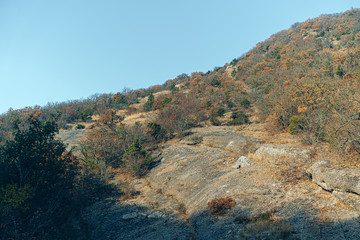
[0,0,359,114]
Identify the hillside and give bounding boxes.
[1,9,360,240]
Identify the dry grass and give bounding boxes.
[121,111,158,126]
[236,211,295,240]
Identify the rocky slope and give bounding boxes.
[77,116,360,240]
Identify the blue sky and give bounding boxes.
[0,0,359,114]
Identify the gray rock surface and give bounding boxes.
[197,126,262,154]
[147,211,166,219]
[231,156,254,169]
[310,161,360,194]
[254,144,312,165]
[122,212,138,220]
[180,135,203,145]
[80,125,360,240]
[333,190,360,211]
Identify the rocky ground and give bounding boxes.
[75,119,360,240]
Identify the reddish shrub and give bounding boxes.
[157,93,206,135]
[208,197,236,215]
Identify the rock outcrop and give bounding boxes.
[310,161,360,195]
[254,144,312,165]
[231,156,254,169]
[310,161,360,210]
[82,125,360,240]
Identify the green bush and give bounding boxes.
[230,58,239,66]
[288,115,304,134]
[143,93,155,112]
[161,97,172,109]
[210,115,221,126]
[335,65,344,77]
[122,138,153,177]
[206,101,212,110]
[239,98,251,108]
[226,111,249,125]
[0,117,80,238]
[215,107,226,117]
[76,123,85,129]
[78,108,94,121]
[316,31,325,37]
[0,184,34,213]
[147,122,166,142]
[210,79,221,87]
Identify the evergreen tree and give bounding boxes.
[143,93,155,112]
[122,138,152,176]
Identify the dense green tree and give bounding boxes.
[122,138,152,177]
[0,116,79,239]
[143,93,155,112]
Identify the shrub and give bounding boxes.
[81,120,150,167]
[147,122,166,142]
[210,115,221,126]
[75,124,85,129]
[215,107,226,117]
[112,92,129,108]
[316,31,325,37]
[335,65,344,77]
[78,108,94,121]
[143,93,155,112]
[122,138,153,177]
[236,211,296,240]
[98,109,123,127]
[80,125,125,168]
[208,197,236,215]
[177,202,186,215]
[226,111,249,125]
[161,97,172,109]
[239,98,251,108]
[288,115,304,134]
[230,58,238,66]
[205,101,212,110]
[157,93,206,135]
[210,79,221,87]
[152,96,173,110]
[225,92,234,108]
[226,100,234,109]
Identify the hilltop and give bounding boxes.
[1,9,360,240]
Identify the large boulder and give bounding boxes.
[254,144,312,165]
[310,161,360,195]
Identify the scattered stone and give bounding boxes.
[232,156,254,169]
[147,211,166,219]
[180,135,203,145]
[122,212,138,220]
[139,212,147,217]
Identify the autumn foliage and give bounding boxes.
[208,197,236,215]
